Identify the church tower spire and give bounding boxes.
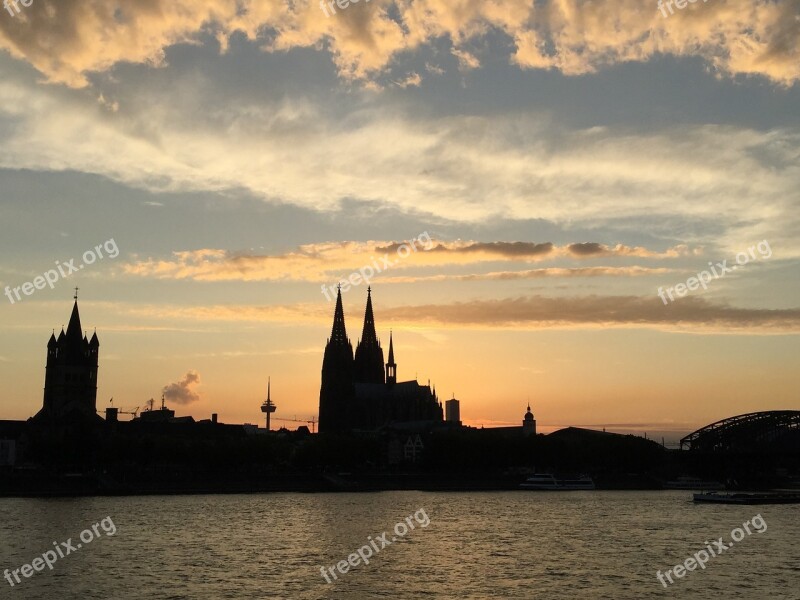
[65,293,83,342]
[360,287,378,345]
[319,285,355,433]
[37,293,100,422]
[330,284,349,346]
[354,287,385,384]
[386,330,396,386]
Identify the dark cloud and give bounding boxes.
[457,242,555,257]
[383,266,672,283]
[381,295,800,331]
[375,241,555,257]
[568,243,606,256]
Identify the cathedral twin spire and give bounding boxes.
[359,286,379,348]
[319,286,443,432]
[326,286,391,385]
[353,287,386,384]
[328,284,350,348]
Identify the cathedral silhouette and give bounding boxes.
[319,287,443,433]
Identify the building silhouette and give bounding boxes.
[35,291,100,422]
[319,287,443,433]
[523,403,537,436]
[445,397,461,425]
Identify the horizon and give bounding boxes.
[1,0,798,447]
[0,289,791,446]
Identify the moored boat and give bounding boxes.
[693,491,800,505]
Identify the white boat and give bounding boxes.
[520,474,595,490]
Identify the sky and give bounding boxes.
[0,0,798,443]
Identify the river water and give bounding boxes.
[0,491,797,599]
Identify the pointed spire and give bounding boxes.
[65,299,82,341]
[354,287,385,384]
[385,329,397,385]
[329,286,349,346]
[360,286,379,346]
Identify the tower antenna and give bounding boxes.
[261,376,277,431]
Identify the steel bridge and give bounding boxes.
[680,411,800,452]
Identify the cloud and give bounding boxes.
[566,243,696,258]
[379,294,800,332]
[120,240,692,282]
[381,265,676,283]
[382,241,556,257]
[425,62,445,75]
[1,69,797,255]
[162,370,202,404]
[113,295,800,333]
[0,0,237,88]
[123,302,320,324]
[0,65,800,256]
[392,72,423,88]
[0,0,797,87]
[451,47,481,71]
[0,62,798,260]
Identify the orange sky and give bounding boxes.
[1,0,798,446]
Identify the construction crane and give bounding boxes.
[118,406,140,420]
[273,416,317,433]
[96,400,140,421]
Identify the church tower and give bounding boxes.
[353,287,385,384]
[318,286,355,433]
[523,403,537,436]
[38,291,100,421]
